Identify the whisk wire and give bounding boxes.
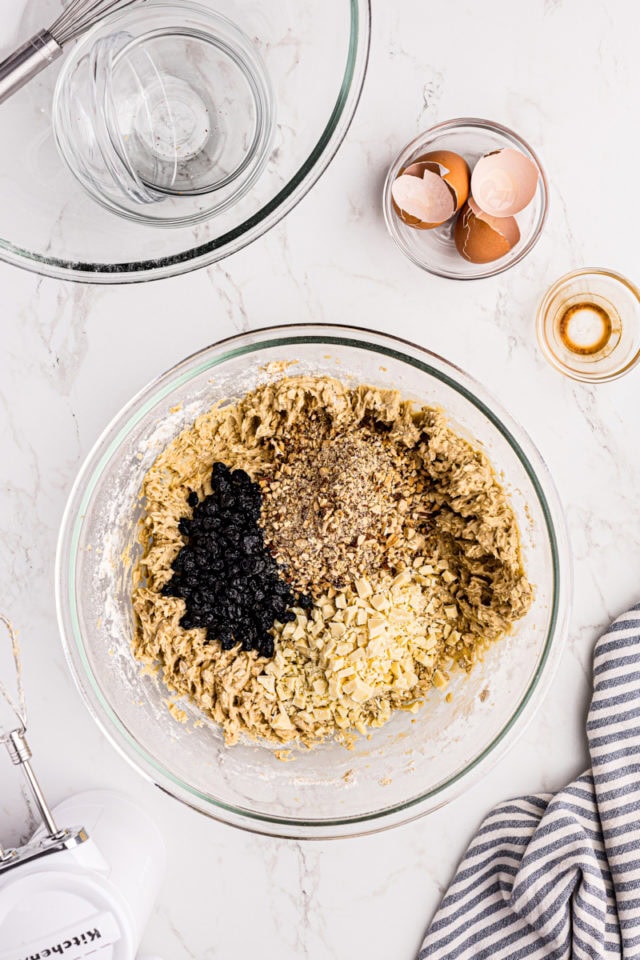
[0,0,144,105]
[51,0,143,46]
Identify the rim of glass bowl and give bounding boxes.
[382,117,549,281]
[0,0,370,283]
[55,324,571,839]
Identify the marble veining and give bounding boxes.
[2,1,640,958]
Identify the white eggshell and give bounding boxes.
[471,148,539,217]
[391,169,456,225]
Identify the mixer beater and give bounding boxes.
[0,614,87,869]
[0,614,166,960]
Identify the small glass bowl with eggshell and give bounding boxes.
[382,118,548,280]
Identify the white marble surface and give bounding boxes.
[2,0,640,956]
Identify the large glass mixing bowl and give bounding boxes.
[56,326,571,838]
[0,0,369,282]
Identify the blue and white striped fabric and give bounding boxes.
[419,604,640,960]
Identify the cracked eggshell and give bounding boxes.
[391,164,456,229]
[454,197,520,264]
[416,150,470,211]
[471,148,539,217]
[391,150,469,229]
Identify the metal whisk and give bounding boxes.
[0,0,144,105]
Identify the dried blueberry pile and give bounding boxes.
[161,462,310,658]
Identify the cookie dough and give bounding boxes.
[132,376,533,746]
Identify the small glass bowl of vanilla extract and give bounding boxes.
[537,268,640,382]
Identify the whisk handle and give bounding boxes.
[0,30,62,105]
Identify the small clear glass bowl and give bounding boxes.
[536,268,640,383]
[383,118,548,280]
[53,2,275,227]
[56,325,570,838]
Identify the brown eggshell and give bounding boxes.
[391,164,456,229]
[454,197,521,264]
[415,150,470,211]
[471,148,539,217]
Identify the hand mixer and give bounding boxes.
[0,0,144,104]
[0,614,166,960]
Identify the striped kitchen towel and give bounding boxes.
[418,604,640,960]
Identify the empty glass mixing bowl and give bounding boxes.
[0,0,369,280]
[56,325,570,838]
